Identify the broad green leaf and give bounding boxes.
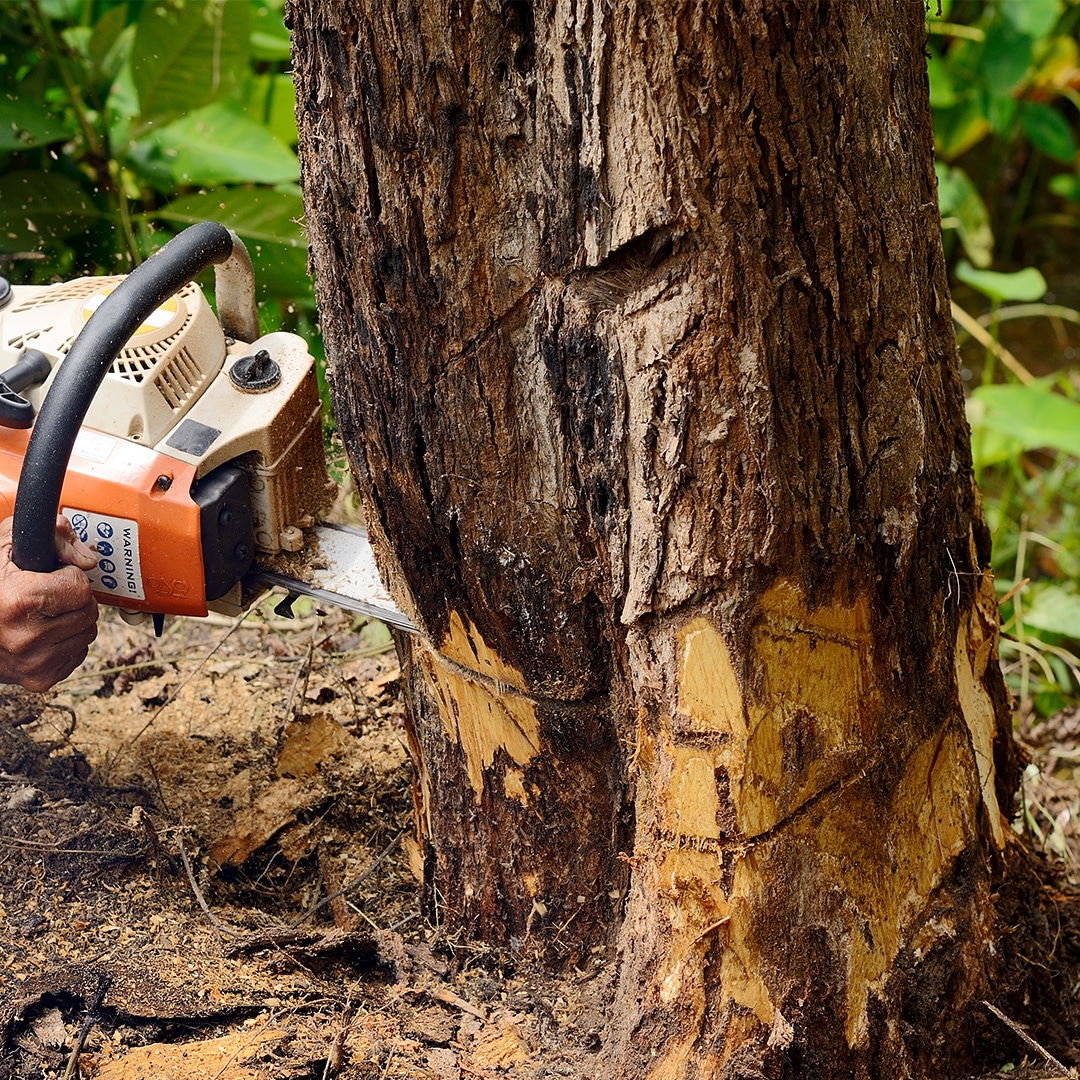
[135,100,299,186]
[955,260,1047,302]
[106,61,140,134]
[979,18,1035,93]
[1023,584,1080,640]
[933,94,992,161]
[966,402,1023,469]
[61,25,93,56]
[38,0,82,18]
[927,54,957,109]
[88,5,134,85]
[1000,0,1060,39]
[0,92,72,150]
[243,72,297,147]
[0,171,98,253]
[936,167,994,268]
[987,90,1018,136]
[1049,172,1080,201]
[970,383,1080,458]
[131,0,250,128]
[1020,102,1077,163]
[151,187,310,297]
[251,0,292,62]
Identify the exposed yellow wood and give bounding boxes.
[817,723,974,1045]
[661,745,722,839]
[677,586,881,838]
[439,610,529,692]
[678,619,745,736]
[646,847,732,1080]
[503,767,529,805]
[651,584,992,1071]
[721,849,777,1027]
[955,570,1007,850]
[420,612,540,798]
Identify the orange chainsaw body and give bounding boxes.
[0,425,209,615]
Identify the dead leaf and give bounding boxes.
[425,1046,461,1078]
[364,667,400,697]
[31,1007,67,1048]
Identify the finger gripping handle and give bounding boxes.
[10,222,234,573]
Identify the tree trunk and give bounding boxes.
[288,1,1019,1075]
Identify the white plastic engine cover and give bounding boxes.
[1,276,228,446]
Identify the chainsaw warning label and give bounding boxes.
[63,508,145,602]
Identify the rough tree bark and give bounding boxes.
[288,1,1020,1076]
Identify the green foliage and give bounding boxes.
[955,261,1049,303]
[932,2,1080,717]
[929,0,1080,266]
[0,0,333,435]
[0,0,314,328]
[9,0,1080,718]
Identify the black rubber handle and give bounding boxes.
[11,222,234,573]
[0,350,53,430]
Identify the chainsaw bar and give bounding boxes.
[248,523,417,633]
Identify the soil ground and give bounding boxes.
[1,594,1080,1079]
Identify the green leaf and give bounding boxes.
[966,401,1023,469]
[987,90,1018,136]
[1024,584,1080,640]
[955,260,1047,302]
[1000,0,1061,39]
[135,100,299,186]
[250,0,292,62]
[979,18,1035,94]
[970,383,1080,457]
[243,72,297,147]
[88,5,134,86]
[38,0,82,18]
[1020,101,1077,163]
[0,92,72,150]
[927,54,957,108]
[131,0,250,128]
[1049,172,1080,201]
[150,187,310,297]
[0,171,98,253]
[936,167,994,268]
[933,94,992,161]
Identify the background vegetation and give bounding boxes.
[5,0,1080,718]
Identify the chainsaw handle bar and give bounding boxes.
[11,222,236,574]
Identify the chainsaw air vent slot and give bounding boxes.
[155,345,202,408]
[111,353,152,383]
[5,327,49,354]
[8,276,121,314]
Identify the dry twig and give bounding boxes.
[983,1000,1076,1078]
[178,834,240,939]
[60,972,111,1080]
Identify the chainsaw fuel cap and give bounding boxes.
[229,349,280,393]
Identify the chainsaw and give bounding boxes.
[0,222,414,635]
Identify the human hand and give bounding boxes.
[0,515,99,691]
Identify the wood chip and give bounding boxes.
[93,1027,289,1079]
